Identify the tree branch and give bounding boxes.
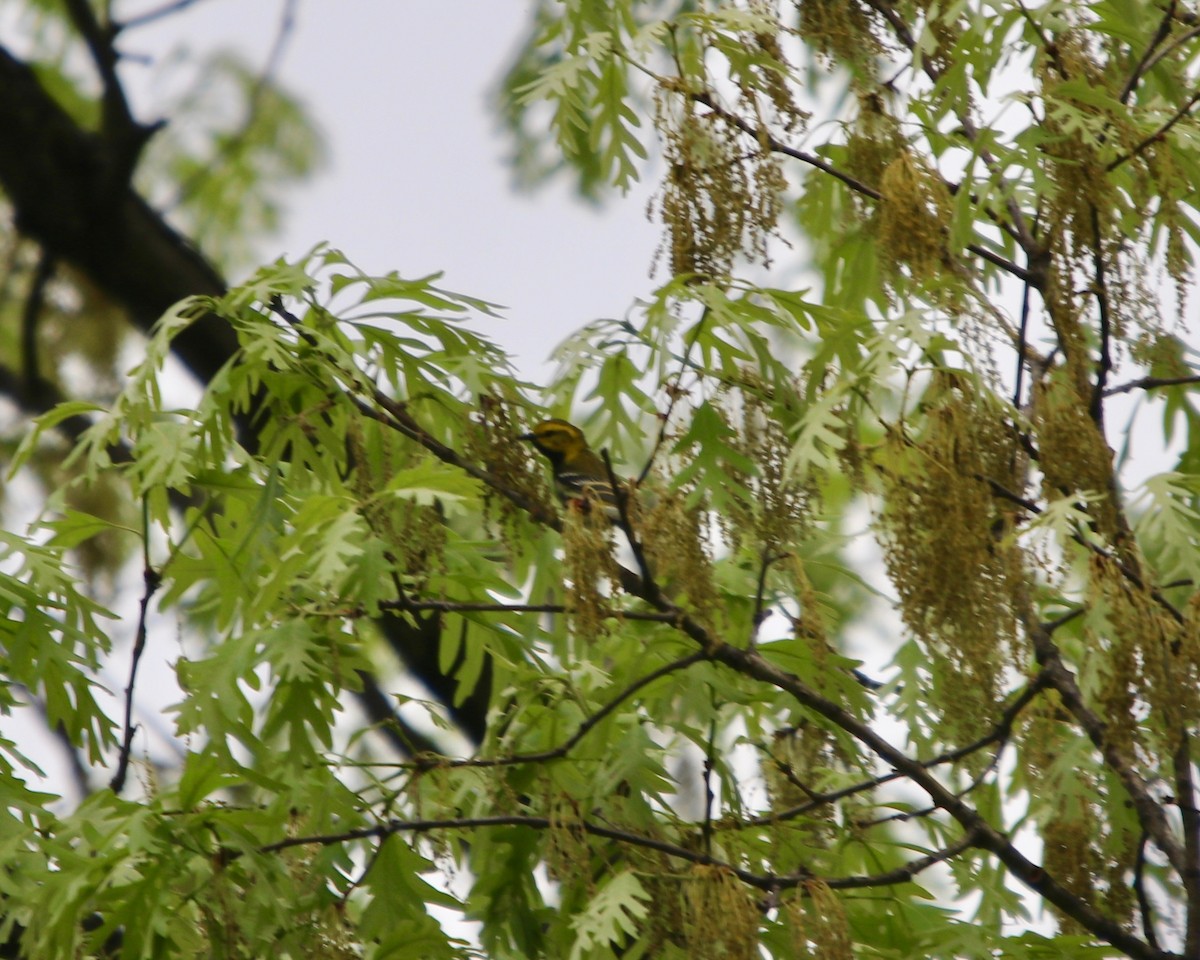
[689,90,1032,282]
[259,811,983,896]
[353,669,442,758]
[706,641,1173,959]
[860,0,1042,260]
[1103,374,1200,397]
[0,46,233,383]
[1090,205,1114,424]
[62,0,160,181]
[109,509,161,794]
[0,46,489,746]
[1108,85,1200,170]
[1019,605,1186,874]
[1172,733,1200,955]
[1134,831,1164,951]
[20,249,54,392]
[1120,3,1184,104]
[119,0,213,31]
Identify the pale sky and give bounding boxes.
[123,0,665,374]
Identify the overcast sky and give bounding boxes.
[124,0,665,375]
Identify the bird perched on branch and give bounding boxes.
[519,418,622,521]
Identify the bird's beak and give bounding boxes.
[517,432,534,442]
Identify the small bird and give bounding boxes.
[519,418,622,520]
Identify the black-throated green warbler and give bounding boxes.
[519,419,622,520]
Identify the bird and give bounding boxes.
[518,418,623,520]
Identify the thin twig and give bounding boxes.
[750,549,777,637]
[1090,206,1113,424]
[1119,2,1180,104]
[63,0,159,177]
[1012,266,1033,411]
[1134,24,1200,93]
[1103,374,1200,397]
[983,475,1185,624]
[379,597,679,622]
[120,0,212,31]
[258,811,979,895]
[860,0,1041,260]
[63,0,131,129]
[109,499,162,794]
[690,90,880,200]
[602,447,668,606]
[1108,85,1200,170]
[637,308,707,485]
[359,651,710,772]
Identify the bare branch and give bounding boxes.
[1103,374,1200,397]
[120,0,213,31]
[1090,206,1114,424]
[637,309,706,485]
[109,505,162,794]
[259,811,983,895]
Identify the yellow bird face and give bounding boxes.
[518,419,588,465]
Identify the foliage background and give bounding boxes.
[2,1,1200,959]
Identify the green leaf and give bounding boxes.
[568,871,650,960]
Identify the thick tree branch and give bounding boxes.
[0,46,232,383]
[354,669,442,758]
[20,249,54,390]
